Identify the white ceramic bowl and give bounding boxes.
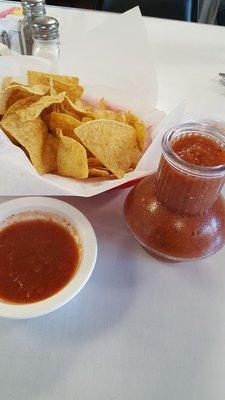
[0,197,97,319]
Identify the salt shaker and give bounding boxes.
[32,16,60,63]
[20,0,46,55]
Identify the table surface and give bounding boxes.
[1,2,225,400]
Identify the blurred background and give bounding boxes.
[4,0,225,25]
[41,0,225,25]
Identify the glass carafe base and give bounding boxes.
[124,174,225,262]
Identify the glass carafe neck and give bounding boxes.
[155,155,225,215]
[155,123,225,215]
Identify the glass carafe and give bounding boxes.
[124,123,225,262]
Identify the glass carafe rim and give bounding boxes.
[162,122,225,178]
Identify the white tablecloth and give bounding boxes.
[1,3,225,400]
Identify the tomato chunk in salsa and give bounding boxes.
[0,219,80,304]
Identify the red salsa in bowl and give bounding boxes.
[0,212,81,304]
[0,197,97,319]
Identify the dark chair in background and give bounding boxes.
[218,0,225,24]
[94,0,198,21]
[32,0,225,25]
[45,0,198,21]
[47,0,93,8]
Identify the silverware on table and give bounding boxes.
[219,73,225,86]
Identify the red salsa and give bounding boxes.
[172,135,225,166]
[0,219,80,304]
[157,134,225,215]
[124,132,225,261]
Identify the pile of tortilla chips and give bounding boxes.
[0,71,147,179]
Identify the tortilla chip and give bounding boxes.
[2,96,38,120]
[55,128,62,138]
[27,70,79,86]
[15,93,65,122]
[74,99,93,112]
[1,115,57,174]
[0,84,49,115]
[59,106,75,119]
[51,79,83,102]
[63,97,94,120]
[82,117,93,123]
[5,90,29,111]
[97,98,106,110]
[125,112,147,151]
[48,79,61,113]
[43,134,58,171]
[127,167,135,172]
[57,133,88,179]
[75,119,138,178]
[45,112,81,140]
[0,125,19,145]
[94,105,126,123]
[94,109,116,120]
[0,70,147,181]
[49,77,57,96]
[115,112,127,124]
[89,168,110,177]
[88,157,103,167]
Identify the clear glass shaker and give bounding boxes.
[32,16,60,63]
[20,0,46,55]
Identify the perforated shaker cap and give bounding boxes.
[21,0,46,19]
[32,16,59,40]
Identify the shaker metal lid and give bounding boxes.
[32,16,59,40]
[21,0,46,19]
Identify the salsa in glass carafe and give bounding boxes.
[124,123,225,262]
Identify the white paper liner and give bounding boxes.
[0,7,184,196]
